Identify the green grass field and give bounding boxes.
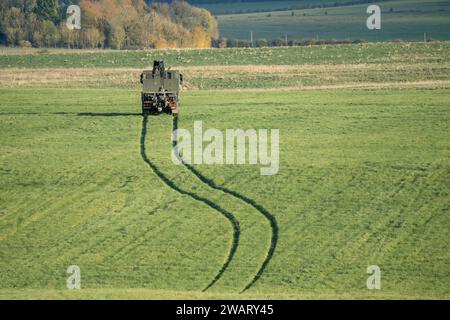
[0,87,449,299]
[0,42,449,299]
[217,0,450,41]
[1,42,449,91]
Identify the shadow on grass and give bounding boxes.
[77,112,142,117]
[0,112,143,117]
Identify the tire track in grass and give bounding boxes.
[172,117,278,293]
[140,115,240,291]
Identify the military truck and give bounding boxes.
[140,60,183,116]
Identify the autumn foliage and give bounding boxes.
[0,0,218,49]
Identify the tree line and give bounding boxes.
[0,0,218,49]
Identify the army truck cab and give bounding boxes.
[140,60,183,116]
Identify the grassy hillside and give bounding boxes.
[217,0,450,41]
[0,87,449,298]
[0,41,449,299]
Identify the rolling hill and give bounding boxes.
[215,0,450,42]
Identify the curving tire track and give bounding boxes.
[140,115,240,291]
[172,117,278,293]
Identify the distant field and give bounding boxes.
[1,42,449,68]
[217,0,450,41]
[1,42,449,91]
